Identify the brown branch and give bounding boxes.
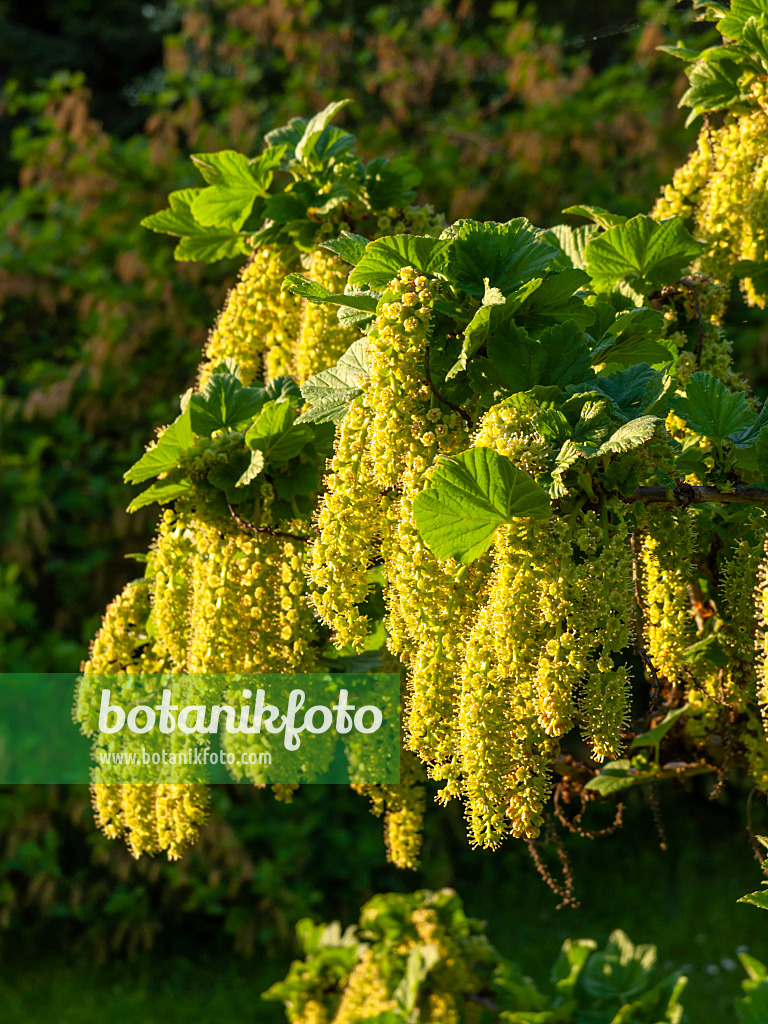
[227,503,310,542]
[423,345,474,429]
[626,484,768,507]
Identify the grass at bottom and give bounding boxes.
[1,779,766,1023]
[0,953,289,1024]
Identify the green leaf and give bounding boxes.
[584,760,657,795]
[365,155,421,207]
[189,149,282,230]
[174,232,249,263]
[742,15,768,70]
[630,705,689,750]
[264,116,306,150]
[274,463,321,500]
[484,320,595,394]
[679,58,747,123]
[446,218,558,296]
[568,365,672,421]
[189,374,268,436]
[682,634,730,669]
[263,191,310,223]
[718,0,768,41]
[563,205,627,229]
[657,41,706,61]
[282,273,377,312]
[141,189,251,263]
[585,215,702,293]
[348,235,451,289]
[551,939,597,997]
[741,952,768,978]
[320,232,369,265]
[595,416,659,457]
[191,187,261,231]
[235,449,265,487]
[295,99,353,161]
[756,425,768,478]
[189,149,281,230]
[141,188,205,236]
[303,126,356,168]
[191,149,256,186]
[589,307,669,369]
[516,268,593,326]
[127,478,192,513]
[413,447,551,564]
[125,406,194,484]
[542,224,599,272]
[671,371,755,438]
[265,376,301,402]
[299,339,369,423]
[453,279,542,375]
[246,402,312,465]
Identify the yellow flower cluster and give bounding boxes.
[81,582,210,860]
[92,782,209,860]
[637,507,695,685]
[82,577,165,676]
[459,503,634,847]
[295,251,359,382]
[150,507,193,670]
[199,248,303,385]
[654,97,768,306]
[754,533,768,720]
[187,516,318,673]
[282,888,500,1024]
[331,949,399,1024]
[354,747,428,871]
[720,531,763,704]
[309,267,470,655]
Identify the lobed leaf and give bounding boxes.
[584,214,702,293]
[282,273,377,312]
[246,402,313,465]
[671,371,755,439]
[299,339,370,423]
[413,447,551,564]
[446,218,558,296]
[348,235,451,289]
[562,205,627,229]
[320,232,370,265]
[189,374,268,436]
[125,406,194,484]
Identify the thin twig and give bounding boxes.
[553,783,625,839]
[648,784,668,852]
[423,345,474,429]
[637,646,663,711]
[680,276,706,370]
[526,818,580,910]
[466,993,500,1013]
[227,503,310,542]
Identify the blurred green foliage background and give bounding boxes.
[1,2,767,1020]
